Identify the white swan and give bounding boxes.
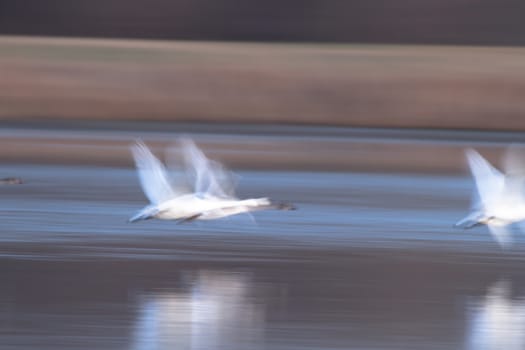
[129,137,294,223]
[455,147,525,247]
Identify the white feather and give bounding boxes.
[131,141,179,205]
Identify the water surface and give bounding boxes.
[2,133,525,349]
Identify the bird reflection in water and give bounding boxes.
[466,279,525,350]
[131,270,265,350]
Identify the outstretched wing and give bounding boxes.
[465,149,505,210]
[131,141,177,204]
[503,144,525,176]
[502,144,525,201]
[180,137,237,199]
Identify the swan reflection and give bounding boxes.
[466,279,525,350]
[132,270,265,350]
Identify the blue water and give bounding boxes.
[0,164,509,257]
[2,162,525,349]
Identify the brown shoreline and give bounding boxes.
[3,36,525,130]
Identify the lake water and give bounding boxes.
[0,123,525,350]
[2,125,525,349]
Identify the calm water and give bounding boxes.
[2,160,525,349]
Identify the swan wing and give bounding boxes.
[131,141,177,204]
[180,137,237,198]
[465,149,505,210]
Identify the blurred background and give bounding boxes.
[3,1,525,349]
[3,0,525,131]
